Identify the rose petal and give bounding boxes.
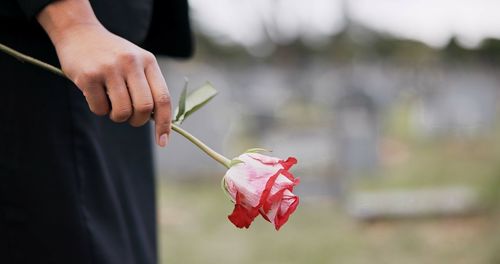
[258,169,285,210]
[247,153,283,165]
[280,157,297,170]
[274,190,299,230]
[224,154,284,207]
[269,173,296,197]
[261,190,299,230]
[227,192,260,229]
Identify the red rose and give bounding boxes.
[223,153,299,230]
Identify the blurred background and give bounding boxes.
[155,1,500,263]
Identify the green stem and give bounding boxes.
[0,43,65,77]
[0,42,231,169]
[171,124,230,168]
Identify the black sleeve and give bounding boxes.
[142,0,194,58]
[16,0,55,19]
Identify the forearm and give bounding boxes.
[37,0,103,47]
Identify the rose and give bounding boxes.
[224,153,300,230]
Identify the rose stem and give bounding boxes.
[0,42,232,169]
[0,43,64,77]
[171,124,231,168]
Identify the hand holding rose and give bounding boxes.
[0,42,301,231]
[37,0,171,147]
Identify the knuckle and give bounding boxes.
[91,106,109,116]
[156,93,171,106]
[74,78,86,90]
[111,107,132,122]
[78,84,97,96]
[155,113,171,128]
[76,70,101,85]
[119,52,139,65]
[159,120,171,129]
[99,62,115,74]
[142,51,156,65]
[81,70,101,81]
[135,102,154,113]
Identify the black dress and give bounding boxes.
[0,1,192,263]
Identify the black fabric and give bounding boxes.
[0,0,193,57]
[12,0,54,18]
[0,0,193,263]
[1,0,153,45]
[0,0,40,18]
[0,23,157,264]
[89,0,154,45]
[143,0,194,58]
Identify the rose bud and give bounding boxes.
[223,153,300,230]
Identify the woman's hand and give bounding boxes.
[37,0,171,147]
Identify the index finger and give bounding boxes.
[145,60,171,147]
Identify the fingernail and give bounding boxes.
[159,133,169,147]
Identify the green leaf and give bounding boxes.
[174,78,189,124]
[229,159,245,168]
[174,82,218,124]
[244,148,271,154]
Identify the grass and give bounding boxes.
[157,181,500,264]
[356,137,500,191]
[355,108,500,199]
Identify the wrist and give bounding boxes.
[37,0,104,47]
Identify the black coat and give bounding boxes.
[0,0,193,57]
[0,1,192,263]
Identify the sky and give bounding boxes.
[188,0,500,49]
